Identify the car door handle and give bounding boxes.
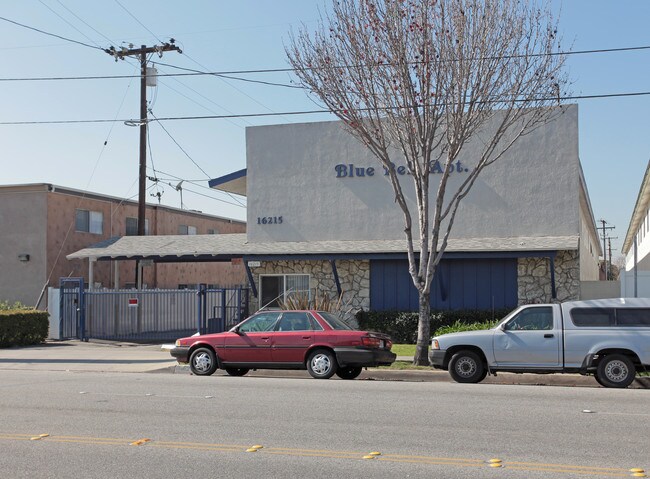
[544,333,554,338]
[261,337,270,341]
[302,336,312,340]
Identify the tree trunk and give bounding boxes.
[413,290,431,366]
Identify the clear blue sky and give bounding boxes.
[1,1,648,261]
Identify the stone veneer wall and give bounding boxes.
[517,250,580,304]
[248,260,370,323]
[249,252,579,319]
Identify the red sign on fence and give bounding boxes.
[128,298,138,307]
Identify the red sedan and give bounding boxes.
[170,310,396,379]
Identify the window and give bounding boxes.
[504,307,553,331]
[616,309,650,326]
[125,217,149,236]
[277,312,314,332]
[318,311,352,330]
[259,274,310,308]
[178,225,197,235]
[571,308,614,327]
[75,209,103,234]
[238,312,281,333]
[207,228,218,234]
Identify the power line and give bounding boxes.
[150,62,301,89]
[149,110,247,208]
[147,167,247,208]
[53,0,117,45]
[3,43,650,83]
[180,51,296,123]
[38,0,103,49]
[153,66,252,128]
[149,110,211,178]
[0,14,105,51]
[2,89,650,126]
[114,0,165,44]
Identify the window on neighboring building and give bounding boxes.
[75,209,103,234]
[207,228,218,234]
[125,217,149,236]
[178,225,197,235]
[259,274,310,308]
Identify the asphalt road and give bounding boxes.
[0,370,648,479]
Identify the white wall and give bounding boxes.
[47,287,60,339]
[625,207,650,271]
[246,105,581,244]
[620,269,650,298]
[580,281,621,300]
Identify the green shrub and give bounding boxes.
[0,310,49,347]
[356,308,512,343]
[0,300,29,311]
[435,319,499,336]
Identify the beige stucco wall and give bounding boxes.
[578,183,601,281]
[46,192,248,289]
[0,185,48,306]
[0,184,246,307]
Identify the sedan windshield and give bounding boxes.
[318,311,352,330]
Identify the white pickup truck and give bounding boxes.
[429,298,650,388]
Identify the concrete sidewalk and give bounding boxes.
[0,340,177,374]
[1,340,648,388]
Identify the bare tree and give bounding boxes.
[287,0,568,365]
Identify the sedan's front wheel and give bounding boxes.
[307,349,338,379]
[189,347,218,376]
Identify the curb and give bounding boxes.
[162,364,650,388]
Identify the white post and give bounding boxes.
[634,236,638,298]
[89,258,96,290]
[114,260,120,290]
[137,262,143,290]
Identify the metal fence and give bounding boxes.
[60,282,249,342]
[59,278,84,339]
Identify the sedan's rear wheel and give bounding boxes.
[596,354,635,388]
[335,366,363,380]
[449,350,486,384]
[189,347,218,376]
[225,368,249,377]
[307,349,337,379]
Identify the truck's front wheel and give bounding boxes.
[596,354,635,388]
[449,350,487,384]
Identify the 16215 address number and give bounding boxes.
[257,216,283,225]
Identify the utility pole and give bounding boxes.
[598,220,615,281]
[606,236,618,280]
[105,40,181,287]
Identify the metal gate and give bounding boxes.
[199,286,249,335]
[59,278,85,340]
[59,281,250,342]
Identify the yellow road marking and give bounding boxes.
[507,460,636,472]
[0,432,643,477]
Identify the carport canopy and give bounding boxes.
[67,234,578,298]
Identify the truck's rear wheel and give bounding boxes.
[449,350,487,384]
[596,354,635,388]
